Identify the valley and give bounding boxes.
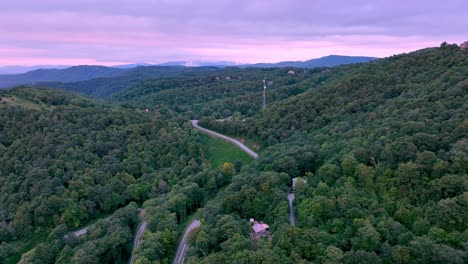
[0,44,466,264]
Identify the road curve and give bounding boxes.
[191,120,258,159]
[173,219,201,264]
[288,193,296,226]
[72,226,89,237]
[129,220,147,264]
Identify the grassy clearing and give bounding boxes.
[199,133,254,169]
[230,135,262,152]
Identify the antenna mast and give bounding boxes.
[262,75,266,111]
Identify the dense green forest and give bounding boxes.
[36,66,220,99]
[189,44,468,263]
[0,88,211,263]
[0,44,466,263]
[114,66,333,118]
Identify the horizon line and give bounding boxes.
[0,53,383,68]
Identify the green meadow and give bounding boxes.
[198,133,254,169]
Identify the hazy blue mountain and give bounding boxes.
[145,56,377,67]
[152,56,377,67]
[192,61,236,67]
[0,65,69,74]
[36,66,218,98]
[0,65,127,88]
[156,61,187,66]
[241,55,377,68]
[113,63,154,68]
[0,55,377,89]
[301,55,378,67]
[153,61,236,66]
[0,55,377,88]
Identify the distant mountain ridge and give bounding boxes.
[0,65,69,74]
[0,55,377,88]
[240,55,377,68]
[0,65,126,88]
[36,66,216,98]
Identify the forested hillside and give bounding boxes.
[186,44,468,263]
[35,66,219,99]
[0,88,208,263]
[0,66,126,88]
[115,67,333,117]
[0,44,466,264]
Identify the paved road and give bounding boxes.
[72,226,89,237]
[129,220,148,264]
[191,120,258,159]
[288,193,296,226]
[173,219,201,264]
[68,213,115,238]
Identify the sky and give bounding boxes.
[0,0,467,66]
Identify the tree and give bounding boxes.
[341,154,358,177]
[317,163,341,186]
[451,139,468,173]
[416,151,437,174]
[219,233,250,254]
[234,160,243,173]
[351,224,381,252]
[158,179,169,193]
[168,193,189,222]
[431,244,466,264]
[321,246,344,264]
[396,162,420,197]
[56,245,75,264]
[220,162,235,185]
[195,230,211,256]
[391,245,412,264]
[343,250,382,264]
[354,163,374,192]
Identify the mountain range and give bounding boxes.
[238,55,377,68]
[0,55,377,88]
[0,66,126,88]
[0,65,69,74]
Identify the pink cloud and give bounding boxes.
[0,1,466,66]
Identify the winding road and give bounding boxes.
[129,220,148,264]
[133,122,254,264]
[67,215,112,238]
[173,219,201,264]
[191,120,259,159]
[288,193,296,226]
[72,226,89,237]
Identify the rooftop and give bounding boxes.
[252,222,269,233]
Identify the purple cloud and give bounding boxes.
[0,0,466,66]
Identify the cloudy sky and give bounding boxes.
[0,0,466,66]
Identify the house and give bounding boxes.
[287,70,296,75]
[215,76,220,80]
[267,81,273,86]
[225,76,231,80]
[250,219,269,238]
[461,41,468,50]
[252,222,269,234]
